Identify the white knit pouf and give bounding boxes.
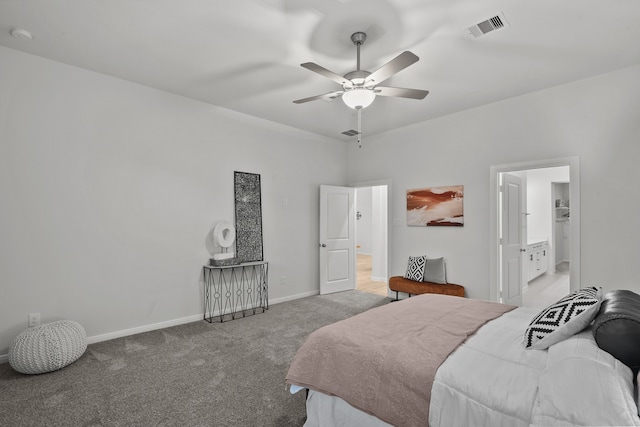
[8,320,87,375]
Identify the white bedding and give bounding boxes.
[303,307,640,427]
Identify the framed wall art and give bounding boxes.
[406,185,464,227]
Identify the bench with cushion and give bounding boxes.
[391,255,464,300]
[389,276,465,300]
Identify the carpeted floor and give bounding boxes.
[0,290,389,426]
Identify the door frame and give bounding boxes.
[350,179,392,298]
[489,157,580,303]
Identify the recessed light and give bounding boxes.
[10,28,33,41]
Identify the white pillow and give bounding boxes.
[404,255,427,282]
[524,287,602,350]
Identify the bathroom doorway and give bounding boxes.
[490,157,580,307]
[519,169,570,308]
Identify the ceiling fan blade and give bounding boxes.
[365,51,419,86]
[293,90,344,104]
[374,86,429,100]
[301,62,350,86]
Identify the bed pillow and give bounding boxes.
[524,286,602,350]
[404,255,427,282]
[592,289,640,370]
[423,257,447,284]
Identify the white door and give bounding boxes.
[501,173,523,306]
[319,185,356,295]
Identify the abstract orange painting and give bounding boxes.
[406,185,464,226]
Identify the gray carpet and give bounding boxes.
[0,290,389,426]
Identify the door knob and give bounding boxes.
[320,244,326,247]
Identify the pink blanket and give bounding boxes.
[286,294,515,426]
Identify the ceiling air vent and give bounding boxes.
[341,129,360,137]
[468,12,509,38]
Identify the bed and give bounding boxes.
[285,291,640,427]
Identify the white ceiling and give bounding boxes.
[1,0,639,142]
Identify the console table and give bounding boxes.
[202,261,268,323]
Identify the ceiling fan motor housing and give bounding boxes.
[343,70,371,88]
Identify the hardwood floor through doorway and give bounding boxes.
[357,254,388,297]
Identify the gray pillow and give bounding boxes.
[423,257,447,284]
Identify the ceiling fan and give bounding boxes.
[293,32,428,147]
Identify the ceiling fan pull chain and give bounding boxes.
[357,107,362,148]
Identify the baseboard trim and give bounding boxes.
[270,290,319,305]
[88,292,319,344]
[86,314,204,345]
[0,291,321,364]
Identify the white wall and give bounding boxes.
[346,65,640,300]
[0,46,347,355]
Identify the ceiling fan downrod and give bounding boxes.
[351,32,367,149]
[351,31,366,72]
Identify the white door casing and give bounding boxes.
[319,185,356,295]
[501,173,523,306]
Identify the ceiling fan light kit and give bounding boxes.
[294,31,428,147]
[342,88,375,109]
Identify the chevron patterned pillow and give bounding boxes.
[524,286,602,350]
[404,255,427,282]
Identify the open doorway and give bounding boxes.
[502,167,571,308]
[490,157,580,306]
[355,184,389,297]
